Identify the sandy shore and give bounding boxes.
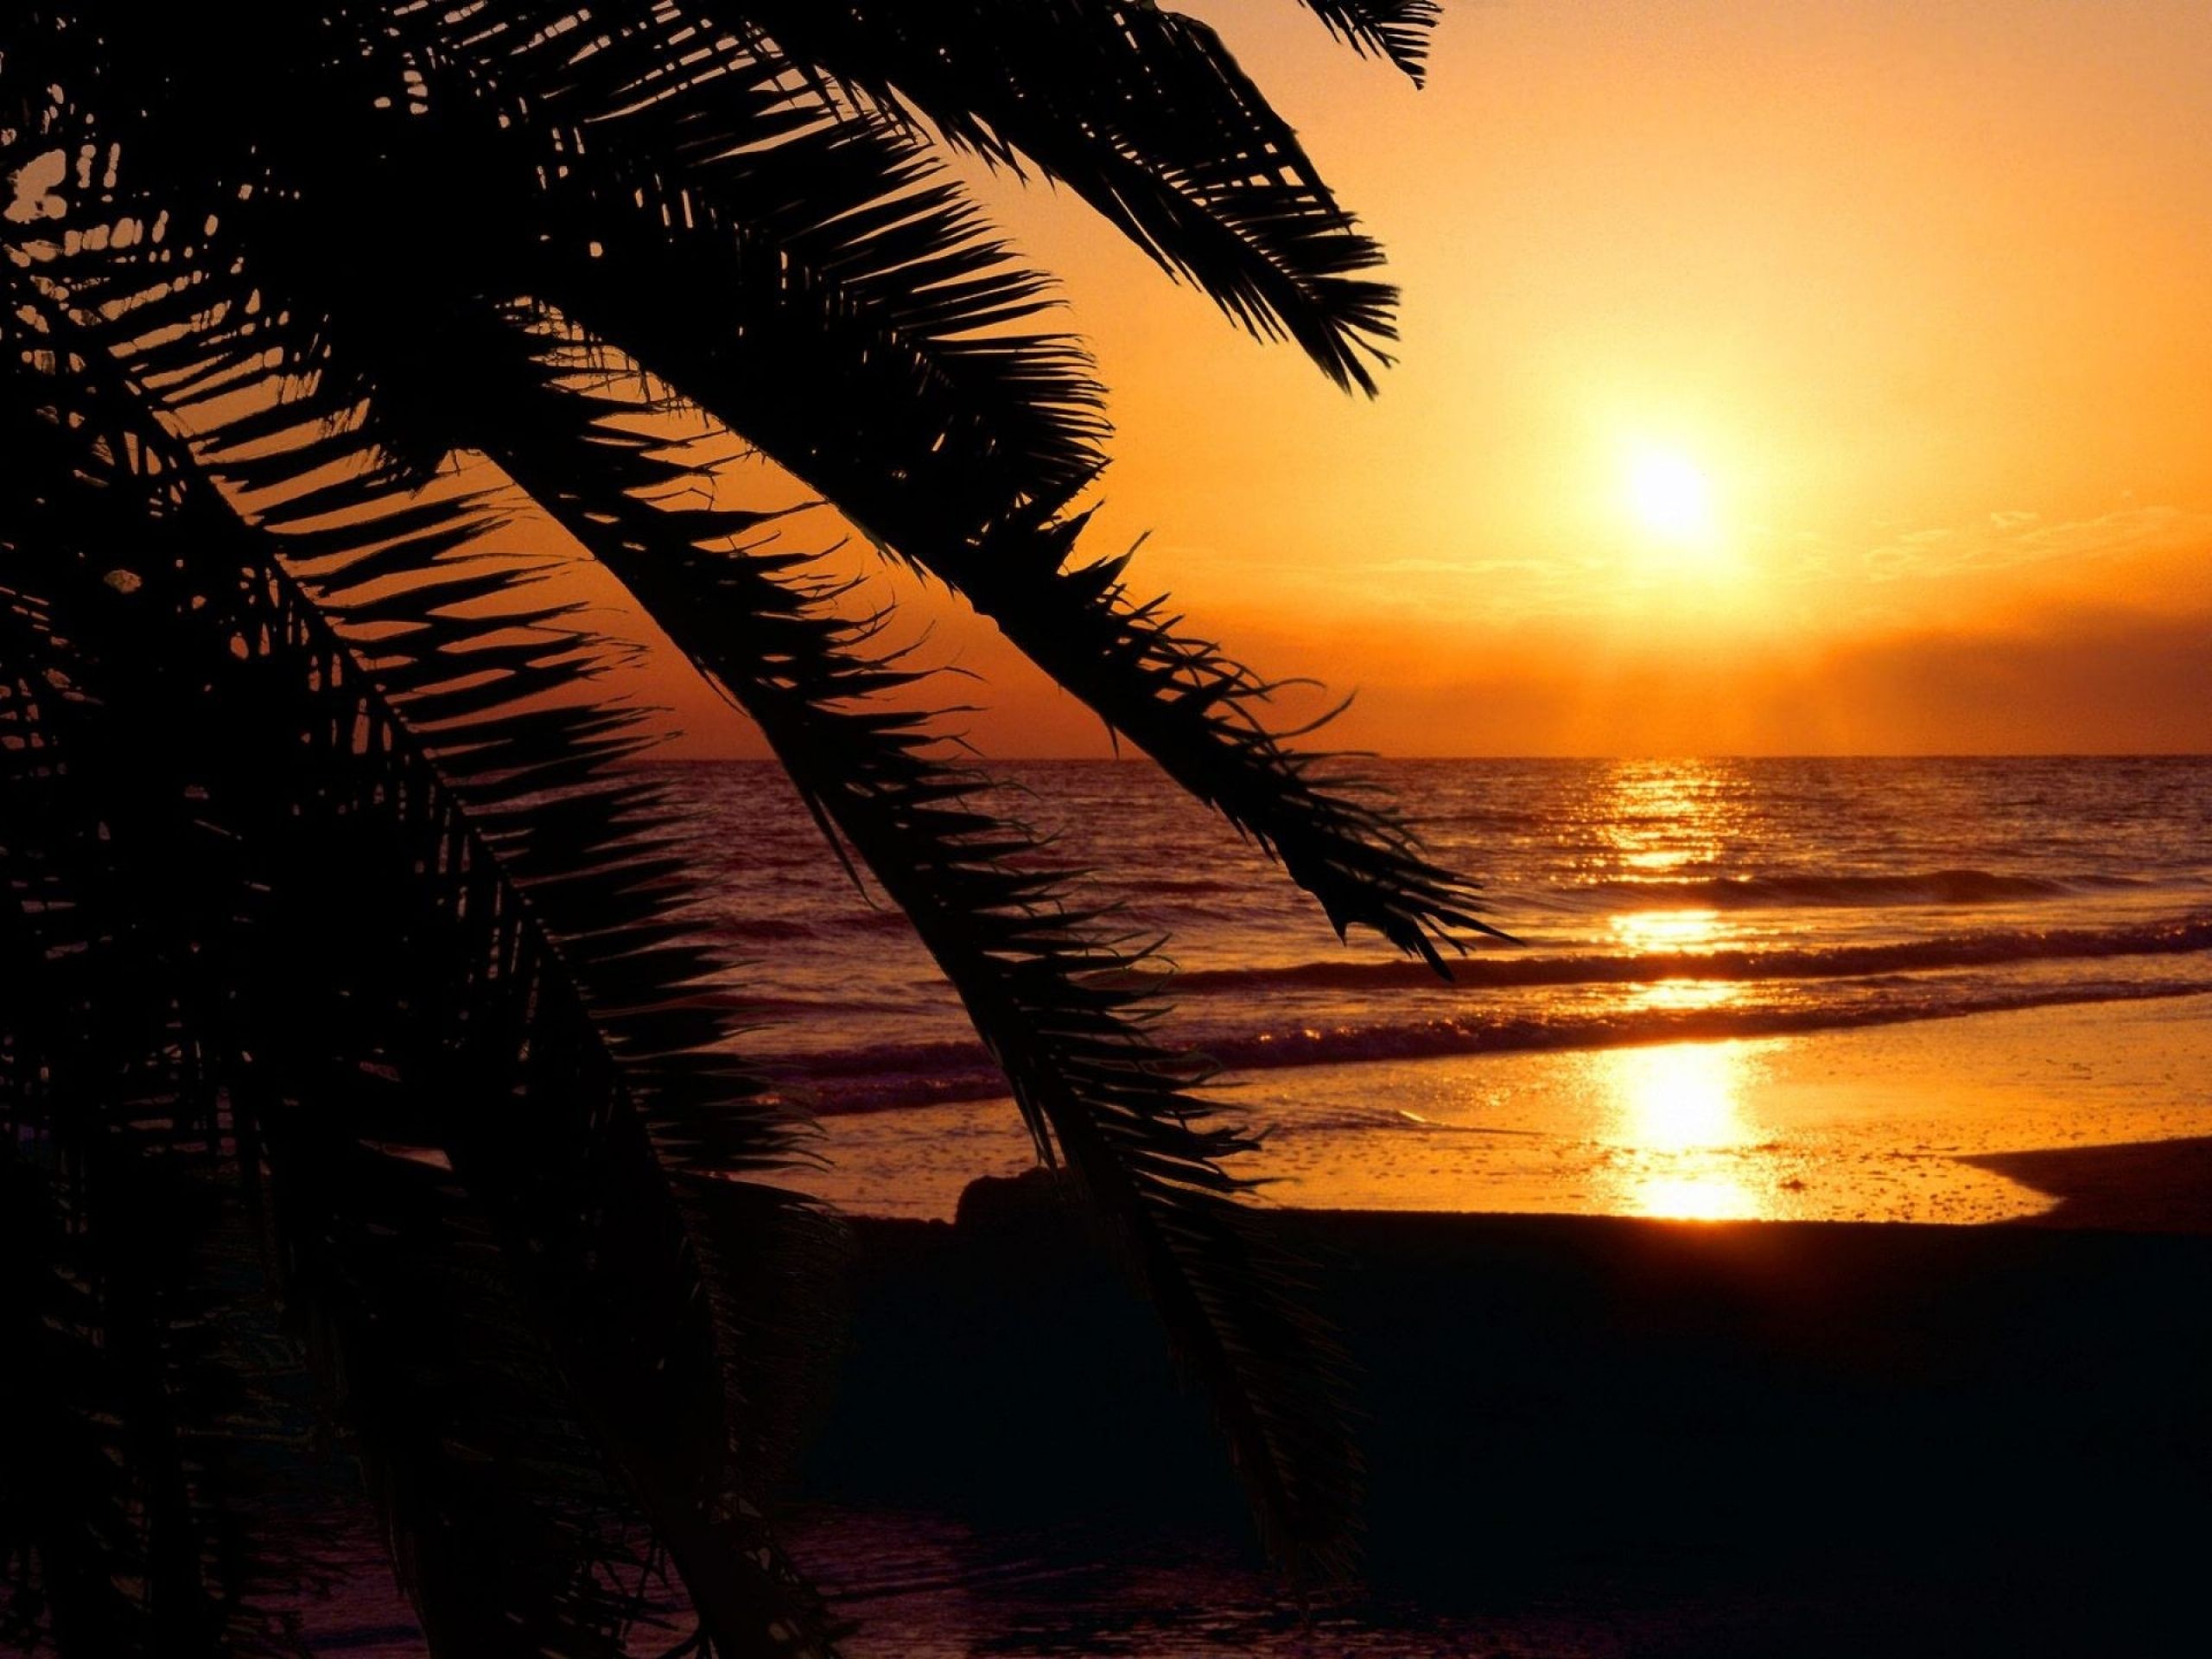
[780,995,2212,1649]
[291,1164,2211,1656]
[792,993,2212,1224]
[291,995,2212,1653]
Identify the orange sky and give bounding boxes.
[596,0,2212,758]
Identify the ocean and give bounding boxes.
[651,755,2212,1224]
[308,755,2212,1657]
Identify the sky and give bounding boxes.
[610,0,2212,757]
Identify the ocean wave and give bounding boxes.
[1141,915,2212,996]
[1190,983,2212,1076]
[1557,868,2144,910]
[771,1039,1001,1113]
[791,975,2212,1114]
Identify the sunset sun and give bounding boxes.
[1624,448,1716,545]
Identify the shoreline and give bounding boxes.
[784,993,2212,1225]
[290,989,2212,1653]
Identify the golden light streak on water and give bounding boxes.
[1598,1040,1764,1220]
[1597,760,1738,877]
[1630,979,1739,1012]
[1609,908,1725,952]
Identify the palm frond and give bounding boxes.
[722,0,1400,390]
[0,1158,327,1658]
[1290,0,1444,85]
[3,109,844,1648]
[966,515,1505,969]
[516,15,1108,504]
[7,0,1491,1624]
[418,0,1395,390]
[1,370,359,1659]
[435,316,1363,1576]
[410,28,1495,965]
[16,0,1493,970]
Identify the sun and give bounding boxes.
[1624,448,1716,544]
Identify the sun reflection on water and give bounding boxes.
[1582,770,1775,1217]
[1595,760,1742,880]
[1595,1040,1764,1220]
[1610,907,1724,952]
[1616,1043,1742,1149]
[1606,906,1747,1011]
[1630,1172,1759,1222]
[1630,979,1738,1012]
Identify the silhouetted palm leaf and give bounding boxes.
[436,315,1363,1573]
[3,144,840,1653]
[419,4,1500,962]
[6,1,1488,1645]
[722,0,1401,390]
[1293,0,1444,83]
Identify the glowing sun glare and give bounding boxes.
[1625,449,1715,543]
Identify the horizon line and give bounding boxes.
[643,750,2212,764]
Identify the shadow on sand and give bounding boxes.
[797,1163,2212,1655]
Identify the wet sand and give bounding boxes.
[795,993,2212,1224]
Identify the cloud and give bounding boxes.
[1859,503,2212,584]
[1315,606,2212,756]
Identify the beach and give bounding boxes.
[295,1149,2212,1656]
[296,756,2212,1655]
[677,754,2210,1653]
[651,755,2212,1230]
[17,6,2212,1652]
[787,1160,2212,1656]
[787,994,2212,1226]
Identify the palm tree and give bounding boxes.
[0,3,1486,1653]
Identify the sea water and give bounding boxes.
[649,755,2212,1221]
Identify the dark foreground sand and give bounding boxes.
[1967,1135,2212,1234]
[290,1141,2212,1655]
[791,1161,2212,1656]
